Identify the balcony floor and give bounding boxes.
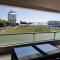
[0,54,11,60]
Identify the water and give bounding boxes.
[0,32,60,46]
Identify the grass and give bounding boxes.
[0,27,49,34]
[0,27,60,34]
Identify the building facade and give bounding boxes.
[48,21,60,29]
[8,10,16,26]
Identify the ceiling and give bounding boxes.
[0,0,60,13]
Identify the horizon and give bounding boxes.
[0,5,60,23]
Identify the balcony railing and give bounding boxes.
[0,32,60,47]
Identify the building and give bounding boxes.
[8,10,16,26]
[48,21,60,29]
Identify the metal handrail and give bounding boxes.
[0,32,57,36]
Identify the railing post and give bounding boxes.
[0,35,3,46]
[54,32,56,40]
[33,33,35,42]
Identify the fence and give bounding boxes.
[0,32,60,47]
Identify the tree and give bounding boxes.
[20,21,27,24]
[0,19,5,27]
[29,22,32,24]
[5,21,11,26]
[20,21,32,24]
[0,19,10,27]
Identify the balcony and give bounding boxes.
[0,32,60,60]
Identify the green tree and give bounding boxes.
[0,19,10,27]
[20,21,32,24]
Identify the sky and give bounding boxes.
[0,5,60,23]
